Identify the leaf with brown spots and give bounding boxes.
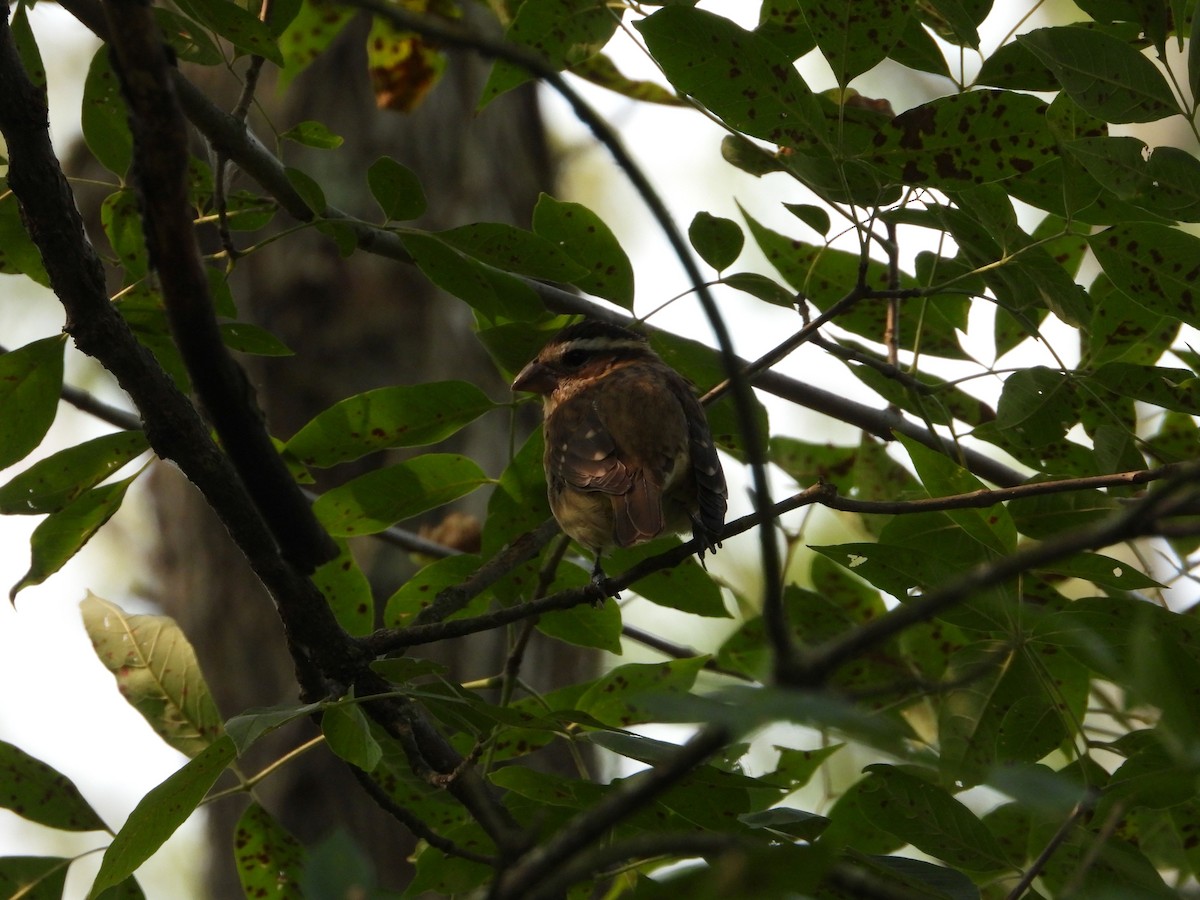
[867,89,1058,189]
[278,0,355,86]
[367,10,447,113]
[637,5,827,151]
[81,593,225,757]
[235,803,306,900]
[532,194,634,308]
[1019,26,1177,124]
[576,658,706,729]
[479,0,620,108]
[1089,222,1200,329]
[855,765,1012,870]
[0,740,108,832]
[799,0,913,86]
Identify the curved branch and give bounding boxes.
[100,0,337,573]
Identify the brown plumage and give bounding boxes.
[512,320,727,581]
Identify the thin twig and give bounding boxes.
[1007,794,1096,900]
[492,723,732,899]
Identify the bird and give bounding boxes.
[511,319,727,583]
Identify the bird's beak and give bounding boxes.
[512,361,556,395]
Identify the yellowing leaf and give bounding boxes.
[81,593,224,757]
[367,7,448,113]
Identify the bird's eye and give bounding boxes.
[562,348,589,368]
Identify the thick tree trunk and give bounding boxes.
[136,17,591,895]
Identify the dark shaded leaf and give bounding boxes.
[286,381,497,467]
[367,156,427,221]
[1019,26,1176,123]
[313,454,490,536]
[532,194,634,308]
[0,336,65,471]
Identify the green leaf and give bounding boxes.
[801,0,912,85]
[0,740,107,832]
[568,52,685,105]
[480,0,620,107]
[284,166,326,215]
[313,454,489,536]
[80,593,224,756]
[82,47,132,177]
[366,156,427,222]
[224,701,324,755]
[437,222,591,282]
[322,703,382,772]
[9,4,45,91]
[532,194,634,308]
[234,804,306,900]
[637,6,825,149]
[536,594,623,653]
[280,120,344,149]
[154,7,222,65]
[855,765,1010,872]
[384,554,481,626]
[1018,26,1177,123]
[916,0,986,48]
[0,856,70,900]
[0,188,50,285]
[972,367,1093,474]
[88,736,236,899]
[0,430,149,515]
[219,322,294,357]
[687,212,743,271]
[742,208,967,358]
[939,641,1088,789]
[286,381,497,468]
[312,539,374,635]
[867,90,1058,188]
[101,190,149,279]
[719,272,796,307]
[784,202,831,235]
[1066,137,1200,221]
[606,539,729,618]
[400,231,543,321]
[1089,223,1200,329]
[11,477,137,601]
[277,0,354,87]
[976,38,1057,90]
[1086,272,1180,367]
[756,0,817,59]
[577,657,706,728]
[896,433,1017,554]
[0,335,65,471]
[1009,484,1117,540]
[173,0,284,65]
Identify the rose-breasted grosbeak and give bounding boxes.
[512,320,727,581]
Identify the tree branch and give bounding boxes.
[100,0,336,573]
[492,723,732,898]
[789,463,1200,686]
[51,0,1028,492]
